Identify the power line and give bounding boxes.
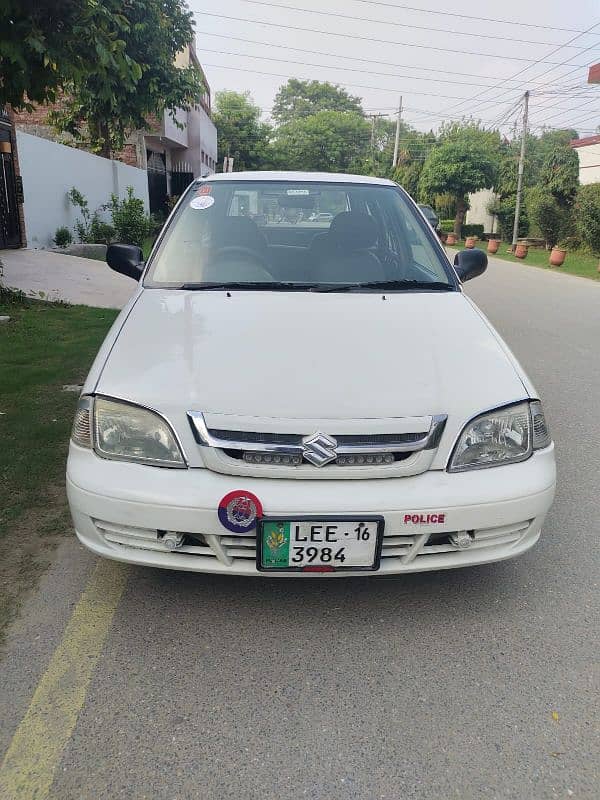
[349,0,586,33]
[201,61,483,101]
[200,31,549,86]
[197,46,541,90]
[199,12,594,66]
[436,23,600,119]
[235,0,590,48]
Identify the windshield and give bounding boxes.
[145,180,455,290]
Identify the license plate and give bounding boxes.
[257,517,384,571]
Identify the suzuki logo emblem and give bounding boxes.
[302,432,338,467]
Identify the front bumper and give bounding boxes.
[66,444,556,577]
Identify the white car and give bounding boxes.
[67,172,556,576]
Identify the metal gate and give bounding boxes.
[0,120,21,249]
[146,150,167,215]
[169,167,194,198]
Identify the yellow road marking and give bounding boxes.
[0,559,128,800]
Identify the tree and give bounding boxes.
[418,123,500,237]
[50,0,202,157]
[271,111,370,173]
[576,183,600,255]
[526,189,564,248]
[272,79,363,126]
[1,0,137,109]
[212,91,272,171]
[526,141,579,246]
[391,128,436,198]
[539,142,579,207]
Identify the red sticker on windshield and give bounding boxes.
[197,185,212,195]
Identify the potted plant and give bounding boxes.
[514,242,528,259]
[549,244,567,267]
[487,238,500,254]
[465,236,476,249]
[446,233,457,245]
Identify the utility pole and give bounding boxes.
[511,90,529,250]
[392,96,403,169]
[367,113,386,169]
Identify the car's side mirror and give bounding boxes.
[454,248,488,282]
[106,244,144,281]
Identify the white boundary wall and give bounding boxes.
[16,131,150,247]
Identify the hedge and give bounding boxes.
[462,224,485,238]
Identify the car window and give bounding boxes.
[146,180,453,288]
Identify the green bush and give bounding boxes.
[576,183,600,255]
[462,224,484,238]
[53,226,72,248]
[491,196,529,241]
[108,186,151,248]
[89,218,116,245]
[527,188,568,248]
[68,187,97,243]
[440,219,455,233]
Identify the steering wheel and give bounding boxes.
[212,246,273,281]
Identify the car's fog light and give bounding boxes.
[450,530,474,549]
[162,532,184,551]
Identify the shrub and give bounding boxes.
[576,183,600,255]
[527,188,569,249]
[461,224,484,238]
[68,187,96,243]
[108,186,151,247]
[89,218,116,245]
[490,196,529,241]
[53,226,72,248]
[439,219,455,233]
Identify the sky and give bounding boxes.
[190,0,600,137]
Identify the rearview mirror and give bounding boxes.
[454,248,488,282]
[106,244,144,281]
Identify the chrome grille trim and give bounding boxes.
[188,412,447,455]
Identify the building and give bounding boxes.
[465,188,498,234]
[117,44,217,213]
[570,135,600,185]
[12,40,217,218]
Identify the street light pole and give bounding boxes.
[392,96,403,169]
[511,90,530,250]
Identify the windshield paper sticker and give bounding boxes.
[190,195,215,210]
[196,185,212,195]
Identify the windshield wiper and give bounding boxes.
[180,281,313,291]
[311,280,455,293]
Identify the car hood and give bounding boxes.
[94,288,528,465]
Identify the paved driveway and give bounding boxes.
[1,255,599,799]
[1,248,135,309]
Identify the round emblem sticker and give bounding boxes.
[190,195,215,210]
[218,490,263,534]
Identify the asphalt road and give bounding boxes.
[1,255,599,799]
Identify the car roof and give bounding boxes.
[202,171,397,186]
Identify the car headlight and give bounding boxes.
[448,400,551,472]
[71,396,186,468]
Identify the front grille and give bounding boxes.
[380,520,532,561]
[94,519,532,567]
[210,430,426,447]
[187,411,447,477]
[94,520,256,565]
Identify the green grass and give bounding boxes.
[452,240,600,281]
[0,296,118,639]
